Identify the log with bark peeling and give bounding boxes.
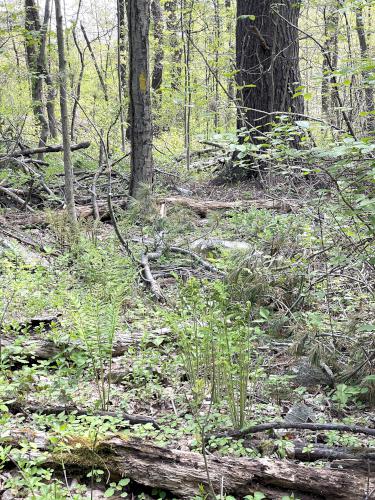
[3,432,373,499]
[160,196,297,217]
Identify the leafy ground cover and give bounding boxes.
[0,146,374,499]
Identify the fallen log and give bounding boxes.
[6,402,159,428]
[2,432,373,499]
[0,328,169,361]
[0,141,91,159]
[161,196,296,217]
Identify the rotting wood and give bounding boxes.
[0,328,170,360]
[160,196,297,217]
[2,432,373,500]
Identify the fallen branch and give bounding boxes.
[198,140,226,151]
[0,185,35,212]
[169,246,226,277]
[0,141,90,160]
[6,402,159,429]
[3,432,373,499]
[212,421,375,440]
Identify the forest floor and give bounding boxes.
[0,152,374,499]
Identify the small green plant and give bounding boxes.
[331,384,368,411]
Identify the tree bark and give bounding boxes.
[151,0,164,93]
[24,0,51,156]
[165,0,182,90]
[5,433,374,500]
[321,3,339,121]
[117,0,127,151]
[55,0,77,225]
[236,0,304,137]
[355,6,374,132]
[127,0,154,198]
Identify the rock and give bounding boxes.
[289,357,333,387]
[284,403,316,424]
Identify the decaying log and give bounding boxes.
[6,402,159,428]
[0,141,91,160]
[0,328,169,361]
[161,196,296,217]
[3,432,373,499]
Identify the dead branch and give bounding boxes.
[169,246,226,277]
[0,141,90,160]
[212,421,375,440]
[0,185,35,212]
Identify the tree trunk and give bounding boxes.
[24,0,50,156]
[117,0,127,151]
[321,4,339,122]
[127,0,154,198]
[236,0,304,137]
[165,0,182,90]
[151,0,164,93]
[355,6,374,132]
[55,0,77,225]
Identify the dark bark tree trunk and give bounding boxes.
[165,0,182,91]
[151,0,164,93]
[117,0,127,151]
[321,4,339,121]
[355,6,374,132]
[236,0,304,138]
[55,0,77,225]
[24,0,53,156]
[127,0,154,198]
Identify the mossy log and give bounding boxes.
[4,431,374,499]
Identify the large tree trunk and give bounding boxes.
[55,0,77,225]
[127,0,154,198]
[236,0,304,137]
